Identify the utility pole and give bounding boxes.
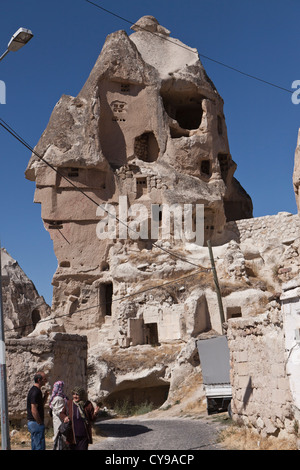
[207,240,226,334]
[0,247,10,450]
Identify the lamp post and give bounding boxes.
[0,27,33,450]
[0,27,33,62]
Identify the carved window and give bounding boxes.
[48,221,63,229]
[60,261,70,267]
[226,307,242,320]
[99,282,113,316]
[112,101,125,112]
[160,87,204,134]
[111,100,127,122]
[218,154,229,181]
[144,322,159,345]
[175,104,203,130]
[68,168,79,177]
[121,84,130,93]
[201,160,211,177]
[31,309,41,328]
[134,132,159,162]
[136,177,147,198]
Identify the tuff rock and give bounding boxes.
[4,15,298,434]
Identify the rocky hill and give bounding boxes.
[1,247,50,337]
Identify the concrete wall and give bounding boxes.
[227,310,296,438]
[4,333,87,424]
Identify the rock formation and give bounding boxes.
[25,15,252,343]
[1,247,50,337]
[24,16,300,413]
[293,129,300,212]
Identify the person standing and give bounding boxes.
[49,380,68,446]
[27,371,49,450]
[60,386,99,450]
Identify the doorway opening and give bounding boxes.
[144,323,159,345]
[31,309,41,328]
[99,282,113,316]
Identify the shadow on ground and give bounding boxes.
[94,421,151,439]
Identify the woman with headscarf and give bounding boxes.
[49,380,68,443]
[60,386,99,450]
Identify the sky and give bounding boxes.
[0,0,299,306]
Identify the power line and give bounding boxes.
[85,0,134,26]
[0,117,202,269]
[84,0,292,95]
[195,55,292,94]
[4,267,211,333]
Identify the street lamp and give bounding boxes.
[0,27,34,62]
[0,26,33,451]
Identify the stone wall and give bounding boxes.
[225,212,300,245]
[4,333,87,424]
[227,310,296,438]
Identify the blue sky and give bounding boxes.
[0,0,299,305]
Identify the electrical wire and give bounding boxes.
[84,0,293,95]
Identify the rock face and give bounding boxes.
[25,16,252,348]
[293,129,300,212]
[6,333,87,423]
[18,17,300,431]
[1,248,50,337]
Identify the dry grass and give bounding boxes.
[219,424,298,450]
[155,366,208,418]
[129,269,215,294]
[2,426,54,450]
[99,343,183,373]
[177,389,207,416]
[8,428,32,450]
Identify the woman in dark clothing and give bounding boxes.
[60,386,99,450]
